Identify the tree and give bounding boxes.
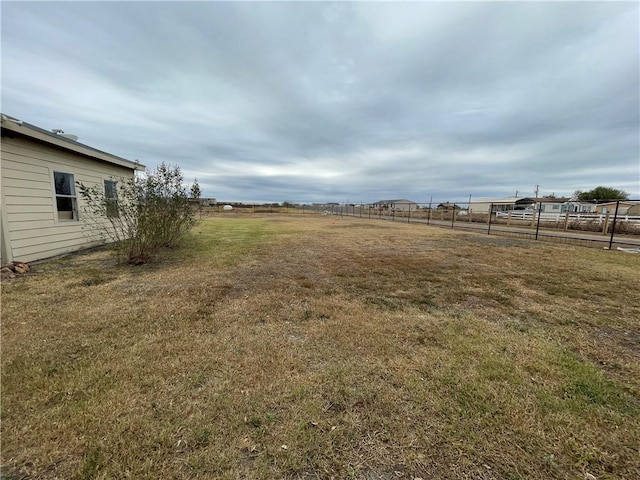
[190,178,201,200]
[77,163,199,264]
[573,186,629,202]
[190,178,203,218]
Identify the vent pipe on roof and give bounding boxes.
[52,129,79,142]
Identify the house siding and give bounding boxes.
[1,135,135,263]
[373,199,417,212]
[594,202,634,215]
[471,200,517,214]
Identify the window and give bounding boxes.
[552,204,559,210]
[54,172,77,221]
[104,180,119,217]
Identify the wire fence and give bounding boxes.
[201,199,640,251]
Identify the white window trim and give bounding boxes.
[52,171,78,222]
[103,178,119,218]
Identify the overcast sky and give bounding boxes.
[2,1,639,203]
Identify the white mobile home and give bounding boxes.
[1,114,145,264]
[372,199,418,212]
[471,197,520,214]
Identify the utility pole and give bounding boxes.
[534,185,540,198]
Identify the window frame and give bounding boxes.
[53,171,78,222]
[104,179,119,218]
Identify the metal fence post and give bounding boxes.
[487,203,493,234]
[427,198,432,225]
[608,200,620,250]
[451,207,455,228]
[535,201,543,240]
[408,205,411,224]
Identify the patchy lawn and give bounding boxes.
[2,215,639,479]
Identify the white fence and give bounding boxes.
[494,211,640,226]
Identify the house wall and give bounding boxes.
[540,203,563,213]
[471,202,514,214]
[594,203,632,215]
[373,201,416,212]
[471,202,491,214]
[564,203,595,213]
[391,202,415,212]
[1,136,135,263]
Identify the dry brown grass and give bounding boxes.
[2,215,639,479]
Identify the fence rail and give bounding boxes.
[495,210,640,225]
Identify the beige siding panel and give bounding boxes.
[76,174,104,187]
[2,141,87,167]
[1,167,50,183]
[12,230,101,249]
[3,178,52,192]
[12,239,104,263]
[7,212,55,222]
[3,140,133,179]
[2,187,53,198]
[1,158,50,175]
[10,224,91,241]
[14,238,93,257]
[3,195,53,206]
[7,219,57,232]
[4,203,55,214]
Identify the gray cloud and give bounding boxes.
[2,2,638,203]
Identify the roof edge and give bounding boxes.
[1,113,145,171]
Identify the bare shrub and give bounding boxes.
[78,163,200,264]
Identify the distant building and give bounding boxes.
[514,197,569,212]
[372,199,418,212]
[593,201,636,215]
[471,196,594,214]
[470,197,520,214]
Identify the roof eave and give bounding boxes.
[1,114,145,171]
